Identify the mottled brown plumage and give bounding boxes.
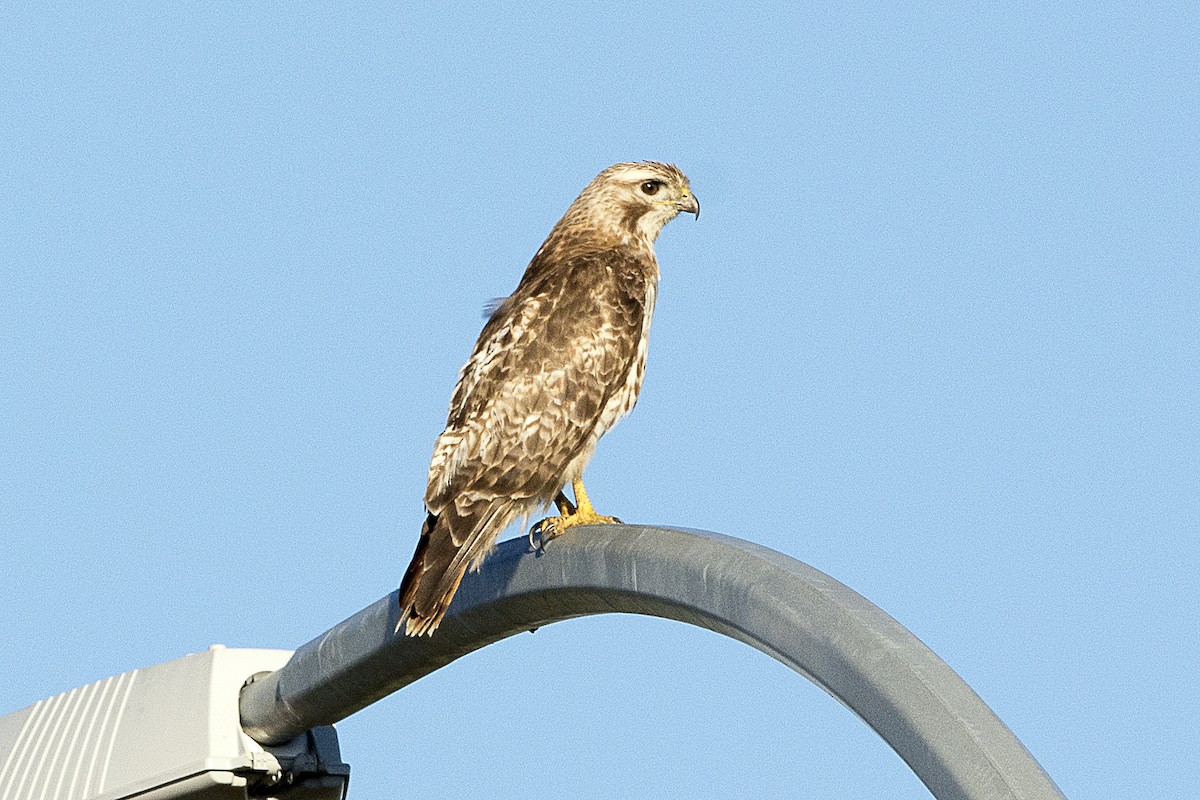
[398,162,698,636]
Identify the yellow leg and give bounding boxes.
[530,478,622,550]
[553,490,576,516]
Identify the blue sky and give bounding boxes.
[2,3,1196,797]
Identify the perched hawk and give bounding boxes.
[398,162,699,636]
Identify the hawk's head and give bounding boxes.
[559,161,699,249]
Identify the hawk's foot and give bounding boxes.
[529,507,622,552]
[528,481,622,553]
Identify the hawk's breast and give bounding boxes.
[595,280,656,439]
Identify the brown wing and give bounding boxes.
[398,251,649,635]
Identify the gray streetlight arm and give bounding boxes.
[239,525,1065,800]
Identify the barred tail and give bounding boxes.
[398,501,517,636]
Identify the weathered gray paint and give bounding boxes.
[240,525,1065,800]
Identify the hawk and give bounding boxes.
[398,162,699,636]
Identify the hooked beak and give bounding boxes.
[676,190,700,220]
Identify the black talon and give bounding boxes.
[529,519,554,553]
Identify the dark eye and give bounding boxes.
[640,180,662,196]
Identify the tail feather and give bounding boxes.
[398,501,518,636]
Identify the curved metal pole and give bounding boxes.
[240,525,1064,800]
